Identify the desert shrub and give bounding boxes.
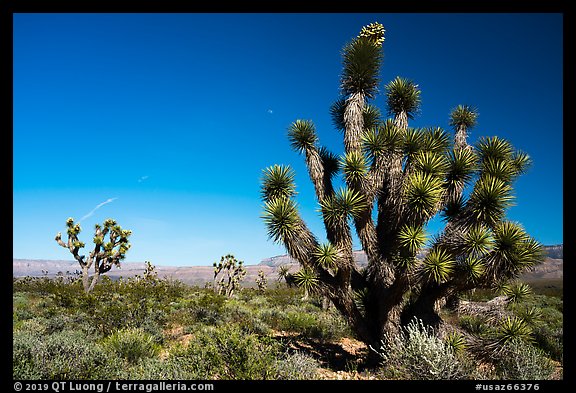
[13,277,82,297]
[537,301,563,327]
[16,317,48,335]
[507,294,563,361]
[281,310,318,335]
[119,356,192,380]
[533,326,563,362]
[263,287,303,307]
[314,310,352,341]
[258,307,286,330]
[83,291,169,335]
[246,294,269,308]
[170,325,280,379]
[13,331,43,379]
[374,319,470,380]
[13,293,35,322]
[275,351,320,380]
[257,302,349,341]
[282,308,350,341]
[13,330,119,379]
[103,328,160,364]
[462,288,497,302]
[494,339,555,380]
[190,306,222,326]
[13,292,30,308]
[220,299,271,335]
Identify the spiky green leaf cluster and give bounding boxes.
[483,222,543,280]
[341,33,383,97]
[496,316,534,344]
[413,151,449,176]
[514,306,542,326]
[446,148,478,188]
[461,256,486,282]
[293,267,320,293]
[363,104,382,131]
[362,119,402,157]
[262,197,300,244]
[444,331,467,354]
[288,120,318,153]
[261,165,297,202]
[421,127,451,153]
[449,105,478,130]
[404,172,444,222]
[319,187,367,226]
[500,281,532,303]
[341,150,368,183]
[385,76,421,118]
[353,287,370,316]
[402,127,450,167]
[476,137,531,182]
[398,224,427,254]
[403,128,424,157]
[420,248,455,283]
[313,243,340,273]
[464,225,493,256]
[468,177,513,225]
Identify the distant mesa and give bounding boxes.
[543,244,563,259]
[259,244,562,265]
[13,245,562,285]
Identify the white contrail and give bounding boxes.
[79,197,118,223]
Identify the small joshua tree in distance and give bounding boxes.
[55,217,131,292]
[212,254,247,297]
[256,269,267,292]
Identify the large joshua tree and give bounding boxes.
[260,22,543,348]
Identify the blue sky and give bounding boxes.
[13,13,563,266]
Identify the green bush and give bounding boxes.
[103,328,160,364]
[119,356,192,380]
[533,326,563,362]
[494,339,555,380]
[282,310,318,335]
[170,325,280,379]
[13,331,43,379]
[374,319,470,380]
[13,293,35,322]
[264,306,346,340]
[220,300,271,335]
[262,287,302,307]
[13,330,120,379]
[314,310,352,341]
[275,351,320,380]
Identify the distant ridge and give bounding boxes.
[13,245,562,285]
[259,245,563,267]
